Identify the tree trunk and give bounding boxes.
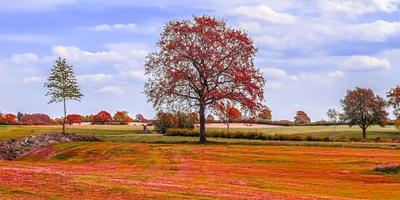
[362,127,366,141]
[63,98,66,134]
[199,104,206,144]
[226,122,230,132]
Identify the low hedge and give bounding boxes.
[165,129,331,142]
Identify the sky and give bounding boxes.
[0,0,399,121]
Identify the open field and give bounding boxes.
[0,143,399,199]
[1,125,400,199]
[0,124,398,143]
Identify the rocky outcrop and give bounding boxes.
[0,133,99,160]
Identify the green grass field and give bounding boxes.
[0,124,399,147]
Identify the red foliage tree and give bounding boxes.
[206,114,215,122]
[258,107,272,120]
[66,114,82,125]
[387,86,400,119]
[20,113,52,125]
[92,111,112,125]
[145,16,265,143]
[4,114,17,124]
[216,104,242,131]
[341,87,388,140]
[0,114,5,124]
[294,111,311,124]
[113,111,132,125]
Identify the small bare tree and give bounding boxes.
[326,108,339,142]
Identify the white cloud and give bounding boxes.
[316,0,399,15]
[238,21,262,33]
[23,76,45,83]
[343,20,400,42]
[89,23,137,32]
[99,86,124,95]
[52,45,147,68]
[78,74,113,83]
[0,0,79,12]
[328,70,345,77]
[266,81,283,90]
[233,5,297,24]
[123,70,147,80]
[261,67,287,78]
[341,55,391,71]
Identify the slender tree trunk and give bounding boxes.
[362,127,366,141]
[199,104,206,144]
[63,98,66,134]
[226,122,230,132]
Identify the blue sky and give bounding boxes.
[0,0,399,120]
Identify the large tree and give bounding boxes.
[341,87,387,140]
[144,16,265,143]
[387,85,400,118]
[45,58,83,134]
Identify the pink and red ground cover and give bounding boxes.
[0,142,399,199]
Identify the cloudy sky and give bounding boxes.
[0,0,399,120]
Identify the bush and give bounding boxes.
[92,111,112,125]
[66,114,82,125]
[20,113,52,125]
[165,129,332,142]
[373,163,400,174]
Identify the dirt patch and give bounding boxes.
[0,133,98,160]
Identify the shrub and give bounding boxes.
[92,111,112,125]
[154,112,178,134]
[373,163,400,174]
[20,113,52,125]
[66,114,82,125]
[113,111,132,125]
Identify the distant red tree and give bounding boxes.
[4,114,17,124]
[258,107,272,120]
[135,114,147,123]
[294,111,311,124]
[144,16,265,143]
[113,111,132,125]
[216,104,242,131]
[92,111,112,125]
[206,114,215,122]
[0,114,5,124]
[66,114,82,125]
[20,113,52,125]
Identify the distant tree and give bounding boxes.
[45,58,83,134]
[0,114,4,124]
[387,86,400,119]
[206,114,215,122]
[113,111,132,125]
[326,108,339,141]
[16,112,23,122]
[135,114,147,123]
[154,112,178,134]
[341,87,388,140]
[4,114,17,124]
[394,119,400,132]
[66,114,82,125]
[258,107,272,120]
[294,111,311,124]
[20,113,51,125]
[92,111,112,125]
[144,16,265,143]
[216,104,241,131]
